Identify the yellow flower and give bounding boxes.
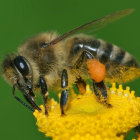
[33,83,140,140]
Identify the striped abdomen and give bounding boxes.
[82,39,139,68]
[71,38,140,83]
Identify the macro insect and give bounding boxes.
[2,9,140,115]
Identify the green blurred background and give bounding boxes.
[0,0,140,139]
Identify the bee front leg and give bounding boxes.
[40,77,48,115]
[60,69,68,115]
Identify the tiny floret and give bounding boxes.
[34,83,140,140]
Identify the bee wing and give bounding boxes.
[47,9,134,46]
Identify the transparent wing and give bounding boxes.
[47,9,134,46]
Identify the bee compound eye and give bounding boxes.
[14,56,29,76]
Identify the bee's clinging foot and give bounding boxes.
[45,109,48,116]
[106,103,112,108]
[60,104,66,116]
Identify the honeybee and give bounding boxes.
[2,9,140,115]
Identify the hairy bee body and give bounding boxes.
[2,9,140,113]
[2,32,139,93]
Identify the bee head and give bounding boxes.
[2,54,34,94]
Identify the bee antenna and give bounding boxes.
[12,85,34,112]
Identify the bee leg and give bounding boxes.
[40,77,48,115]
[93,81,112,107]
[60,69,68,115]
[93,80,107,98]
[75,50,111,106]
[75,78,86,95]
[23,94,41,111]
[84,51,111,107]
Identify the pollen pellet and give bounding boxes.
[86,59,106,83]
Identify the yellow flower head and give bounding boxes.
[33,83,140,140]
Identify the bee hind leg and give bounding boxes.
[82,51,111,107]
[80,51,111,107]
[40,77,48,115]
[93,81,112,107]
[60,69,68,115]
